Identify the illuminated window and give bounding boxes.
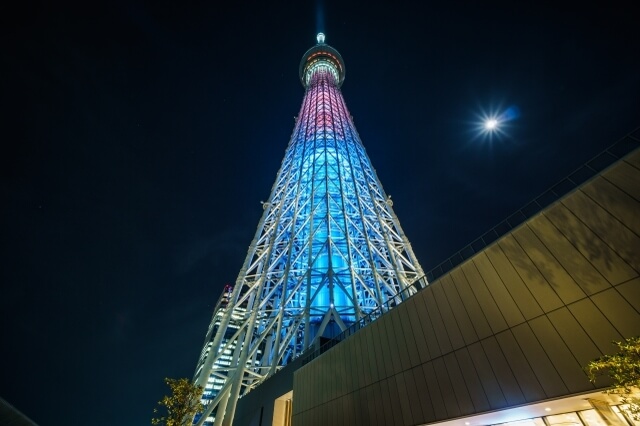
[545,412,582,426]
[578,410,608,426]
[614,405,640,426]
[494,418,545,426]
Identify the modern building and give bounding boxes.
[233,128,640,426]
[191,33,428,425]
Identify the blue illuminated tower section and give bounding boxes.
[192,34,428,426]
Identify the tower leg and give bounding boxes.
[213,390,230,426]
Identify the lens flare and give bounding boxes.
[485,119,498,130]
[468,103,521,147]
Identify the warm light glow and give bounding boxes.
[545,408,551,412]
[317,32,325,44]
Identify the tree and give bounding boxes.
[152,378,205,426]
[586,336,640,421]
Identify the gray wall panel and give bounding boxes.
[433,357,461,418]
[467,341,507,409]
[450,267,493,339]
[396,302,421,368]
[444,352,475,415]
[455,348,491,412]
[604,159,640,201]
[389,307,412,372]
[338,398,345,426]
[377,313,394,379]
[513,225,586,304]
[528,316,592,393]
[591,288,640,338]
[339,344,349,398]
[327,346,335,401]
[424,287,454,354]
[624,149,640,169]
[474,252,526,327]
[403,369,424,423]
[349,332,361,393]
[368,318,382,381]
[564,190,640,272]
[462,261,509,334]
[546,307,602,367]
[337,344,346,399]
[379,379,395,426]
[363,384,375,426]
[412,363,435,422]
[544,203,620,288]
[433,280,466,350]
[340,396,349,426]
[616,277,640,306]
[340,391,351,425]
[386,376,404,425]
[588,174,640,235]
[360,328,374,387]
[481,337,526,406]
[357,331,369,389]
[546,202,636,285]
[345,339,356,397]
[395,371,416,425]
[511,323,567,397]
[495,330,546,402]
[485,244,543,320]
[423,361,448,419]
[498,235,564,312]
[372,383,386,426]
[568,298,623,353]
[352,387,363,426]
[405,295,432,363]
[415,289,443,359]
[530,214,608,296]
[442,274,479,345]
[328,398,336,426]
[364,324,380,384]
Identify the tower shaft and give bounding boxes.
[192,35,427,426]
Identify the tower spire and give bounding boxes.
[191,34,428,426]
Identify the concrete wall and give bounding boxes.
[291,149,640,426]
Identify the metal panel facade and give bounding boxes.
[291,149,640,426]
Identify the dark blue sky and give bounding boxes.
[1,1,638,425]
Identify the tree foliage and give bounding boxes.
[586,336,640,421]
[152,378,204,426]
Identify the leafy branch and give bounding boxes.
[586,336,640,421]
[152,378,204,426]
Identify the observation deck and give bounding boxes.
[299,33,346,88]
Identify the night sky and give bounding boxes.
[1,1,638,425]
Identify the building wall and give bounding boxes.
[291,149,640,426]
[234,355,304,426]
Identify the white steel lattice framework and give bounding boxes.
[192,34,428,426]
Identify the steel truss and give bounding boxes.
[192,39,427,426]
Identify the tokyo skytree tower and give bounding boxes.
[192,33,428,426]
